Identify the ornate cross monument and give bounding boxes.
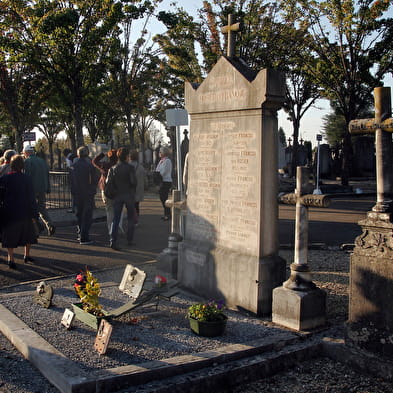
[221,14,241,58]
[272,166,329,330]
[347,86,393,358]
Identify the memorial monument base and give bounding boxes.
[346,213,393,359]
[156,233,182,280]
[178,242,286,315]
[272,286,326,331]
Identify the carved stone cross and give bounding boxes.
[279,166,330,290]
[165,189,187,235]
[349,87,393,214]
[221,14,241,58]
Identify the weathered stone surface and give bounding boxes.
[180,56,285,315]
[272,286,326,331]
[347,219,393,357]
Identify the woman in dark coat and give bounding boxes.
[0,155,39,269]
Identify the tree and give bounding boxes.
[28,0,125,147]
[157,1,322,175]
[0,0,50,152]
[110,1,171,147]
[84,79,120,143]
[36,109,63,169]
[322,111,347,146]
[155,8,204,95]
[280,0,393,183]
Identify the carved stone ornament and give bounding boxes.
[354,228,393,258]
[33,281,54,308]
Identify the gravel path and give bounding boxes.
[0,249,392,393]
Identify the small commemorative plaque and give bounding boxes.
[61,309,75,329]
[94,320,113,355]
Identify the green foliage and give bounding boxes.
[73,268,103,316]
[322,112,347,145]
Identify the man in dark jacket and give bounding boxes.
[106,147,136,250]
[70,146,99,245]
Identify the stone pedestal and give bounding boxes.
[346,212,393,358]
[272,286,326,331]
[156,233,182,280]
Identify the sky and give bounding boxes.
[30,0,393,149]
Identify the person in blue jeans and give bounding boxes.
[70,146,99,245]
[106,147,136,250]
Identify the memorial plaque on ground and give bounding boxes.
[33,281,54,308]
[94,319,113,355]
[179,55,286,315]
[118,265,146,300]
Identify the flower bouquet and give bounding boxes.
[72,268,109,329]
[187,299,227,337]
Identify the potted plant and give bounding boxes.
[187,299,227,337]
[72,268,109,329]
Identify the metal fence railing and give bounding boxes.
[47,171,72,209]
[47,171,102,210]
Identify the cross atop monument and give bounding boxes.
[349,87,393,214]
[221,14,241,58]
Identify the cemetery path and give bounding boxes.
[0,195,169,289]
[0,193,374,289]
[279,195,374,247]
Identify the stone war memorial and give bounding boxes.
[178,16,286,315]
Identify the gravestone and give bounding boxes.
[278,142,286,170]
[178,20,286,315]
[318,144,332,176]
[347,87,393,358]
[352,136,375,176]
[297,143,308,166]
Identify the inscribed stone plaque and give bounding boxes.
[61,308,75,330]
[119,265,146,299]
[179,56,286,315]
[94,319,113,355]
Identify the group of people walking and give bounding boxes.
[0,143,173,269]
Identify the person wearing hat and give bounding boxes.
[155,146,172,221]
[23,145,55,236]
[0,149,17,177]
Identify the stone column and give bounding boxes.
[272,167,327,331]
[156,190,185,279]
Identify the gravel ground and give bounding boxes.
[0,249,392,393]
